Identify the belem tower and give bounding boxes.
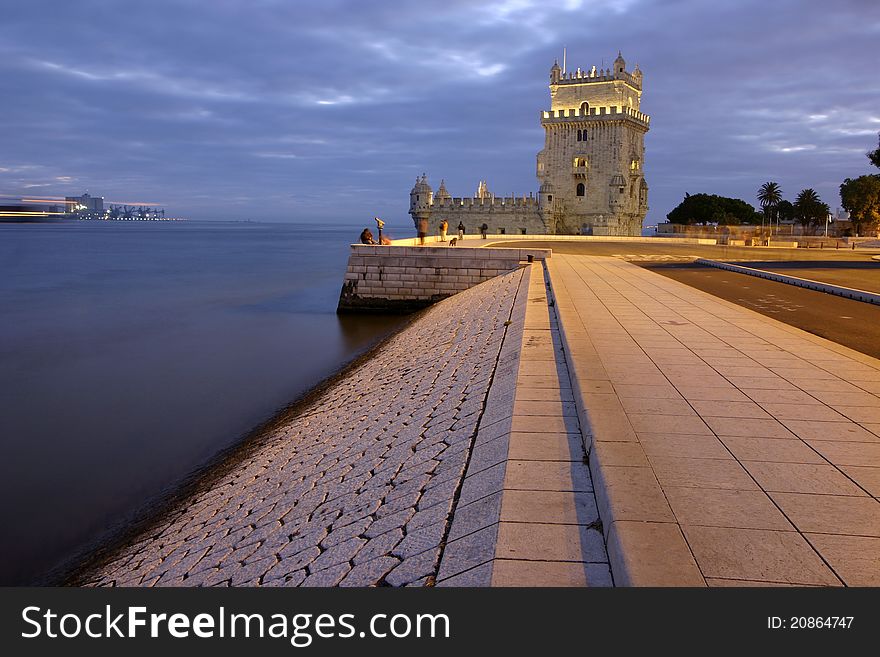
[410,52,650,237]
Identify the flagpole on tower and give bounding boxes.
[562,46,566,74]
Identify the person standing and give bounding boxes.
[480,222,488,239]
[418,217,428,245]
[439,219,448,242]
[457,221,465,240]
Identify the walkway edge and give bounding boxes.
[695,258,880,305]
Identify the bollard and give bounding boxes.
[527,254,534,263]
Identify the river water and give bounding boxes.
[0,220,406,584]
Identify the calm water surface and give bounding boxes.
[0,221,405,584]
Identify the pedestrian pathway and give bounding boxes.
[548,255,880,586]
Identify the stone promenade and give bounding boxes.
[80,250,880,587]
[83,267,530,587]
[549,255,880,586]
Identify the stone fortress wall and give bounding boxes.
[410,52,650,238]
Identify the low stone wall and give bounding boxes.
[337,244,551,313]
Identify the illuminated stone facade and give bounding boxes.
[410,53,650,236]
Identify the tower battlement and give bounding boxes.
[435,195,540,209]
[552,67,642,90]
[541,105,650,128]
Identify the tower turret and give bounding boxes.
[632,62,642,85]
[550,59,562,84]
[614,51,626,77]
[435,179,451,204]
[409,174,434,230]
[409,174,433,213]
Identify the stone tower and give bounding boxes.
[536,52,650,235]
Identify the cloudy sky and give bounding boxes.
[1,0,878,227]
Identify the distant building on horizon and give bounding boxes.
[65,192,104,215]
[410,52,650,236]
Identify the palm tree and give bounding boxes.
[794,188,829,235]
[757,182,782,242]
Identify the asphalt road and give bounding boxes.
[488,240,880,359]
[644,263,880,360]
[716,261,880,294]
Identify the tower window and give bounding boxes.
[521,228,527,235]
[576,183,585,196]
[548,195,552,202]
[580,101,589,115]
[499,227,505,235]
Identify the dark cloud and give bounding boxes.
[1,0,878,225]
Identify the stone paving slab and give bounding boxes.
[79,267,528,587]
[548,254,880,586]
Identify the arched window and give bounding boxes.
[580,101,589,115]
[576,129,582,141]
[576,183,585,197]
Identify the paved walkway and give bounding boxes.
[81,268,527,587]
[548,255,880,586]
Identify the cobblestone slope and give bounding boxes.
[82,267,526,587]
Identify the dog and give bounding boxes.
[448,237,458,246]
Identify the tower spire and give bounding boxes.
[562,46,566,74]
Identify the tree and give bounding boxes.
[776,199,795,224]
[666,193,761,225]
[840,175,880,236]
[757,181,782,236]
[793,189,830,235]
[868,132,880,169]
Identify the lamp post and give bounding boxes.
[825,213,831,238]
